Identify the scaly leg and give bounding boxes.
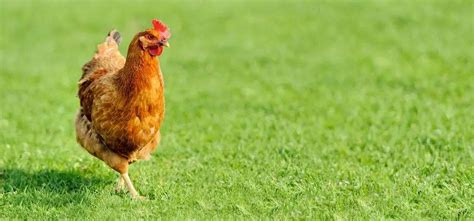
[121,173,143,199]
[115,176,125,192]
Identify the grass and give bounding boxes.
[0,0,473,219]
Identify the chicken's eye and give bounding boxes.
[146,34,154,40]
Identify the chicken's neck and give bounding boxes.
[116,49,163,101]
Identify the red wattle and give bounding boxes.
[149,46,163,56]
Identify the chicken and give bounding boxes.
[75,19,171,198]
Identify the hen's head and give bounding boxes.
[137,19,171,57]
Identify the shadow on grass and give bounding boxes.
[1,168,109,207]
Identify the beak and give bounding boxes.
[161,41,170,48]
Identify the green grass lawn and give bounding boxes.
[1,0,473,219]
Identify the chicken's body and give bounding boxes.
[75,21,170,198]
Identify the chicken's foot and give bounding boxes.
[121,173,144,199]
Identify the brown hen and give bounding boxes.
[75,19,171,198]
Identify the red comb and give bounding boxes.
[152,19,171,39]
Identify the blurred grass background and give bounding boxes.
[0,0,473,219]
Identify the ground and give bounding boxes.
[0,0,473,219]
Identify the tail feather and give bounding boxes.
[80,29,125,80]
[108,30,122,45]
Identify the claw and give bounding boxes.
[132,195,147,200]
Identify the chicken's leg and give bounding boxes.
[121,173,143,199]
[115,176,125,192]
